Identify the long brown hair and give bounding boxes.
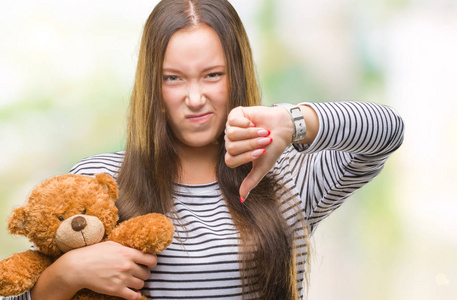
[117,0,305,298]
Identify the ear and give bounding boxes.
[95,173,118,200]
[8,206,28,236]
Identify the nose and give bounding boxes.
[185,81,205,109]
[71,216,87,232]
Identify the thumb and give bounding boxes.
[227,106,256,128]
[239,161,270,203]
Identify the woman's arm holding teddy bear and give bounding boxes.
[31,241,157,300]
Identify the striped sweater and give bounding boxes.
[6,101,404,300]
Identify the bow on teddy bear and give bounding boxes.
[0,173,174,299]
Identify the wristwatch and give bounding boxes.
[273,103,307,143]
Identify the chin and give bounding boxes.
[180,133,222,148]
[186,139,219,148]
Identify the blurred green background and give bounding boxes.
[1,1,456,299]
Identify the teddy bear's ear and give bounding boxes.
[95,173,118,200]
[7,206,28,236]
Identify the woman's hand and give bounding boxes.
[31,241,157,300]
[224,105,318,202]
[224,105,293,202]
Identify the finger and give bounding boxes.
[127,275,146,291]
[227,107,255,128]
[132,252,158,269]
[225,137,272,156]
[132,263,152,281]
[239,163,272,202]
[225,148,265,168]
[119,288,143,300]
[225,126,270,141]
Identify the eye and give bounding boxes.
[58,216,64,221]
[163,75,179,82]
[82,209,86,214]
[206,72,224,80]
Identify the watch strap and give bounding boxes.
[273,103,307,143]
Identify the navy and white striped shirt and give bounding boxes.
[7,101,404,300]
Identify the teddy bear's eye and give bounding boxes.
[82,209,86,214]
[58,216,64,221]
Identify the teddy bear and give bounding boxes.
[0,173,174,299]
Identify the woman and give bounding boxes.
[9,0,404,299]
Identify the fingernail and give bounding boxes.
[258,137,273,146]
[257,129,270,137]
[240,191,250,203]
[252,148,266,157]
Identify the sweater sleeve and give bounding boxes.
[274,101,404,234]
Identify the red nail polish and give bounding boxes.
[240,196,245,203]
[270,138,273,143]
[267,130,271,135]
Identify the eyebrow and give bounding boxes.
[162,65,226,73]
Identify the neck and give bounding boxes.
[177,141,221,185]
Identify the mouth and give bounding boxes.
[186,112,213,124]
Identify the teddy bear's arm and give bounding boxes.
[0,249,53,297]
[108,213,174,254]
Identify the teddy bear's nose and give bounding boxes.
[71,216,87,232]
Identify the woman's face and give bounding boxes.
[162,24,228,149]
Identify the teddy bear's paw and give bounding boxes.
[0,250,52,297]
[109,213,174,254]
